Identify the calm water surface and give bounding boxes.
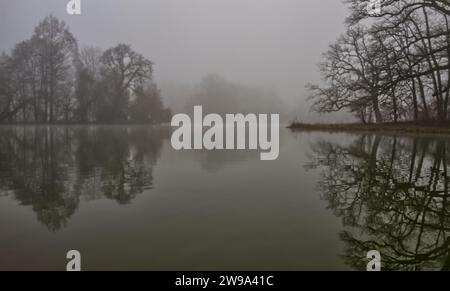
[0,125,449,270]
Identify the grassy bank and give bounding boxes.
[288,121,450,135]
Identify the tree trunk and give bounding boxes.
[372,93,383,123]
[412,78,419,122]
[417,77,429,120]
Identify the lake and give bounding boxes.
[0,125,449,271]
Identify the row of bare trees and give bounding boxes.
[309,0,450,124]
[0,15,171,123]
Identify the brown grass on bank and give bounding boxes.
[287,121,450,135]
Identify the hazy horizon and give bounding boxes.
[0,0,351,122]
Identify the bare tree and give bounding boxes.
[308,26,386,123]
[97,44,153,122]
[30,15,78,122]
[308,1,450,124]
[75,47,103,122]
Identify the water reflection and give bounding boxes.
[0,126,169,232]
[4,126,450,270]
[306,134,450,271]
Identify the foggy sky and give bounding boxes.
[0,0,350,121]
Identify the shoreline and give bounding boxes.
[287,122,450,136]
[0,122,171,127]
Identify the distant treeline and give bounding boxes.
[308,1,450,124]
[0,15,171,124]
[185,74,285,116]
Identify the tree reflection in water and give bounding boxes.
[306,134,450,271]
[0,126,169,232]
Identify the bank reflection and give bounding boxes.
[307,134,450,271]
[0,126,169,232]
